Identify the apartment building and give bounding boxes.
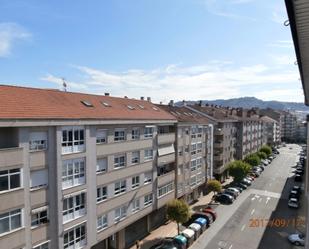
[0,85,177,249]
[157,102,213,204]
[186,104,237,182]
[260,116,280,146]
[281,111,298,142]
[227,108,265,159]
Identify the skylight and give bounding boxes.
[81,100,93,107]
[138,105,145,109]
[127,105,135,110]
[152,107,159,111]
[101,101,111,107]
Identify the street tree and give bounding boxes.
[256,151,267,160]
[228,160,251,182]
[244,153,261,167]
[260,145,272,156]
[206,179,222,195]
[166,199,191,234]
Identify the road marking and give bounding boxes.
[251,209,255,215]
[241,224,246,231]
[228,245,233,249]
[259,198,262,203]
[251,197,255,201]
[266,197,271,204]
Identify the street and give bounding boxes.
[191,144,305,249]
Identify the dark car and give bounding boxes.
[232,182,248,190]
[183,212,212,227]
[295,174,303,182]
[149,238,180,249]
[214,193,234,204]
[295,169,304,175]
[292,185,302,193]
[241,179,251,186]
[289,190,300,199]
[202,207,217,221]
[223,189,237,199]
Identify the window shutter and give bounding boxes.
[30,169,48,188]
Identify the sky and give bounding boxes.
[0,0,304,103]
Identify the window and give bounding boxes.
[96,129,107,144]
[197,127,203,137]
[30,169,48,189]
[178,147,183,156]
[0,168,21,192]
[63,224,86,249]
[114,206,126,223]
[178,128,183,138]
[144,127,153,138]
[191,143,197,155]
[63,193,86,223]
[29,132,47,151]
[144,172,152,184]
[196,158,202,169]
[144,194,153,207]
[130,151,140,165]
[144,149,153,161]
[190,159,197,172]
[131,128,140,140]
[197,143,203,153]
[131,176,140,189]
[31,207,48,227]
[132,199,140,213]
[97,186,107,202]
[197,173,203,184]
[81,100,93,107]
[114,155,126,169]
[158,183,174,198]
[0,209,22,235]
[185,129,189,135]
[61,127,85,154]
[114,180,126,195]
[62,158,85,189]
[97,214,108,231]
[190,176,197,187]
[114,129,126,141]
[184,146,189,153]
[33,241,49,249]
[96,158,107,173]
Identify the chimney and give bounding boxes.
[124,96,128,99]
[140,97,144,100]
[147,97,151,102]
[169,100,174,106]
[104,93,110,96]
[160,101,163,105]
[198,100,202,107]
[182,100,187,106]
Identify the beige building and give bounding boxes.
[157,103,214,204]
[260,116,280,146]
[186,104,238,182]
[0,85,178,249]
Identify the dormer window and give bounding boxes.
[152,107,159,111]
[81,100,93,107]
[138,105,145,109]
[101,101,111,107]
[127,105,135,110]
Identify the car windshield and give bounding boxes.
[299,234,305,239]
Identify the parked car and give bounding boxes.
[288,198,300,208]
[253,166,263,172]
[241,179,252,186]
[223,189,237,199]
[249,171,260,177]
[214,193,234,204]
[288,233,305,246]
[188,212,212,226]
[149,237,180,249]
[295,169,304,175]
[245,176,254,182]
[292,185,302,194]
[289,190,300,199]
[227,187,240,196]
[295,174,303,182]
[232,182,248,190]
[201,208,217,221]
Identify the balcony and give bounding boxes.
[157,169,175,186]
[214,154,223,161]
[158,153,175,165]
[157,133,176,145]
[31,224,49,245]
[0,147,23,169]
[214,141,223,148]
[214,128,224,135]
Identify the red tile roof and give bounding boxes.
[0,85,176,121]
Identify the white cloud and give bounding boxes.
[201,0,256,20]
[41,59,301,103]
[267,40,294,49]
[0,22,31,57]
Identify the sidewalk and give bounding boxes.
[129,177,233,249]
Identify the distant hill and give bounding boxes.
[180,97,309,112]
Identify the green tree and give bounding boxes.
[166,199,191,234]
[244,154,261,166]
[260,145,272,156]
[206,179,222,195]
[256,151,267,160]
[228,160,251,182]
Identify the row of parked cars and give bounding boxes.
[150,208,217,249]
[287,146,306,246]
[212,154,277,205]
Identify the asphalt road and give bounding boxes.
[191,144,304,249]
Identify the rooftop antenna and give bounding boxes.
[62,78,67,92]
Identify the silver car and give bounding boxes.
[288,233,305,246]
